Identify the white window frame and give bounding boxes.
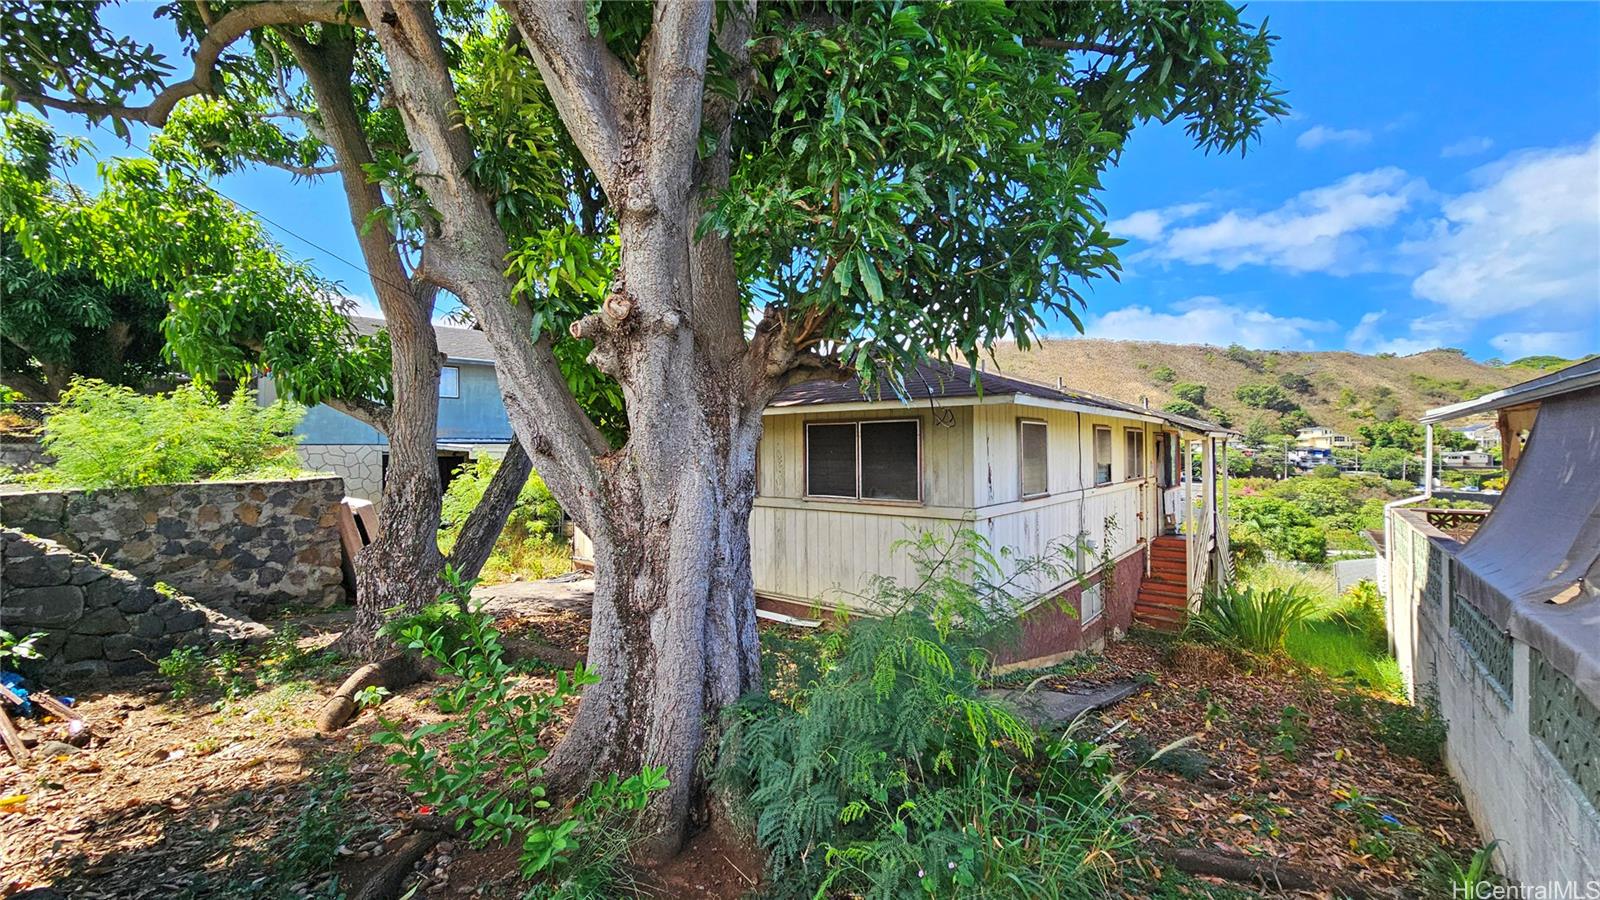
[1092,425,1114,486]
[1017,418,1049,499]
[439,365,461,399]
[1081,581,1104,623]
[803,418,922,504]
[1124,427,1145,482]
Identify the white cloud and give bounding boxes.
[1440,136,1494,158]
[1345,310,1467,356]
[1297,125,1373,150]
[1489,330,1591,359]
[1107,202,1209,242]
[1081,296,1336,350]
[1141,169,1423,273]
[1408,135,1600,321]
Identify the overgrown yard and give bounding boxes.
[3,589,1481,899]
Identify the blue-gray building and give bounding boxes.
[261,316,514,506]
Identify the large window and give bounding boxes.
[1124,428,1145,481]
[439,365,461,399]
[806,419,920,502]
[1092,426,1113,486]
[1019,419,1048,498]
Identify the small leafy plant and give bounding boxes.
[0,628,44,668]
[158,645,208,699]
[1374,693,1448,766]
[1274,705,1308,761]
[376,568,665,889]
[1190,582,1319,654]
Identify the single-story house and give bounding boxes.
[576,362,1237,667]
[258,316,514,507]
[1440,450,1494,469]
[1450,421,1502,451]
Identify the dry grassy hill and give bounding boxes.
[988,339,1535,438]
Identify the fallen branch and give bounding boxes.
[316,653,425,734]
[0,705,29,764]
[348,830,441,900]
[1161,847,1365,895]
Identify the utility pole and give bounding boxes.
[1282,436,1291,480]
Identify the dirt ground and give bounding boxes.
[3,600,1479,899]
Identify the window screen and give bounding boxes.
[1125,429,1145,480]
[439,366,461,398]
[1093,426,1113,485]
[860,420,919,500]
[1019,420,1048,497]
[806,424,858,498]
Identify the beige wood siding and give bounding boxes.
[753,399,1161,612]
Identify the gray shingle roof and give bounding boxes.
[348,315,497,364]
[772,361,1234,434]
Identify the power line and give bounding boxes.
[83,122,412,295]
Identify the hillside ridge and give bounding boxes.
[988,339,1538,438]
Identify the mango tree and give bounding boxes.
[3,0,1286,853]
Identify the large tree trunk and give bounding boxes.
[366,0,808,857]
[548,384,766,856]
[345,305,446,656]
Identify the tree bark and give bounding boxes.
[445,437,532,581]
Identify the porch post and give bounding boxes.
[1424,423,1435,500]
[1184,437,1195,603]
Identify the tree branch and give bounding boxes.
[363,0,611,532]
[497,1,633,197]
[325,395,391,433]
[2,1,369,127]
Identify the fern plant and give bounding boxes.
[716,529,1131,898]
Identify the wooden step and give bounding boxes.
[1133,606,1187,632]
[1138,579,1186,599]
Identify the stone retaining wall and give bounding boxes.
[1,529,266,678]
[0,476,346,616]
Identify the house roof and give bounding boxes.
[349,315,497,364]
[1420,356,1600,424]
[772,361,1235,435]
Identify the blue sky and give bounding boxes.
[49,1,1600,362]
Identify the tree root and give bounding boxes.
[316,653,427,734]
[1161,847,1377,897]
[348,830,441,900]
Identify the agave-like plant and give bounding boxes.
[1190,582,1319,654]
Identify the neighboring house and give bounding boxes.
[259,316,514,506]
[1294,426,1355,450]
[1439,450,1494,469]
[1383,357,1600,885]
[1450,421,1502,451]
[576,362,1237,667]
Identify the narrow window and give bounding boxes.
[1019,419,1048,498]
[805,423,858,498]
[859,420,920,501]
[439,365,461,399]
[1125,428,1145,480]
[1093,426,1113,486]
[1081,581,1104,622]
[805,420,921,502]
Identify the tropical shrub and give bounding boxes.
[1170,381,1206,405]
[1231,496,1327,562]
[377,569,666,892]
[35,379,303,488]
[717,530,1130,898]
[1161,399,1201,418]
[1190,582,1319,654]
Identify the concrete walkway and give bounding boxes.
[471,574,595,617]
